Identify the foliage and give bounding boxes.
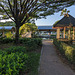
[53,39,75,64]
[4,46,27,54]
[0,38,14,44]
[0,21,15,26]
[5,32,13,38]
[0,38,42,51]
[19,38,42,51]
[60,9,70,16]
[0,52,29,75]
[0,0,75,43]
[19,23,38,35]
[0,43,41,75]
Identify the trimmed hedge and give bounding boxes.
[53,39,75,64]
[0,38,42,46]
[4,46,27,54]
[0,38,42,51]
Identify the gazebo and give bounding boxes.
[53,14,75,40]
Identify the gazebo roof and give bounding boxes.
[53,14,75,27]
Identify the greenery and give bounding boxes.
[0,22,15,26]
[0,0,74,43]
[0,38,42,47]
[53,39,75,64]
[4,46,27,54]
[5,32,13,38]
[0,38,42,75]
[0,50,40,75]
[0,38,14,44]
[19,23,38,36]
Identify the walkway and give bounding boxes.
[39,40,75,75]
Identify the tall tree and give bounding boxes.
[0,0,75,43]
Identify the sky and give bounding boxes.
[35,5,75,26]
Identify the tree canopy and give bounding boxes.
[19,23,37,35]
[0,21,15,26]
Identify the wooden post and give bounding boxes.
[57,28,60,39]
[73,27,75,40]
[63,27,66,38]
[68,28,70,39]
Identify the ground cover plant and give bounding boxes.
[0,38,42,75]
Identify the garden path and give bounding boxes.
[39,40,75,75]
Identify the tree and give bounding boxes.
[19,23,37,36]
[0,0,75,43]
[0,21,15,26]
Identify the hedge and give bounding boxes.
[53,39,75,64]
[0,38,42,46]
[0,38,42,51]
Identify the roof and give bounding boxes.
[38,26,53,30]
[53,14,75,27]
[0,26,15,30]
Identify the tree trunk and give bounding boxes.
[15,24,20,44]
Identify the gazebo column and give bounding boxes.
[57,28,60,39]
[68,28,71,39]
[63,27,66,38]
[73,27,75,40]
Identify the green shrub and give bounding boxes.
[0,38,41,75]
[53,39,75,64]
[5,32,13,38]
[0,38,15,44]
[4,46,27,54]
[0,52,29,75]
[19,38,42,51]
[26,52,40,75]
[0,51,40,75]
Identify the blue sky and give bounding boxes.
[35,5,75,26]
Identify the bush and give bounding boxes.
[0,38,42,47]
[53,39,75,64]
[0,51,40,75]
[0,38,15,44]
[5,32,13,38]
[19,38,42,51]
[0,52,29,75]
[4,46,27,54]
[0,38,42,75]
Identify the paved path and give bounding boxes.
[39,40,75,75]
